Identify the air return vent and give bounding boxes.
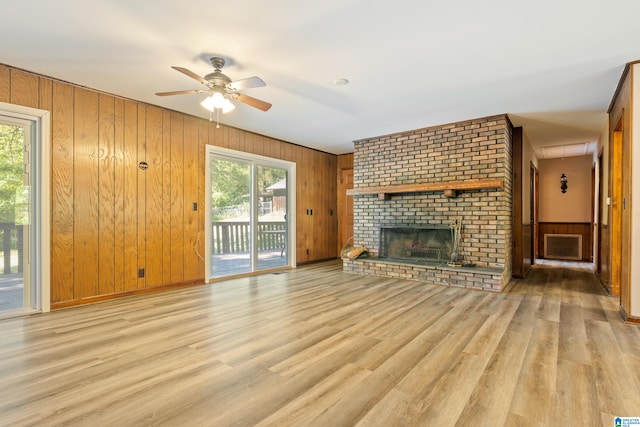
[544,234,582,260]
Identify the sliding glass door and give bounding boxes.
[0,121,28,313]
[206,147,295,280]
[0,103,50,318]
[257,165,288,270]
[209,157,252,277]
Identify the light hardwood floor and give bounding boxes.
[1,261,639,426]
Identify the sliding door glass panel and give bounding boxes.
[207,147,295,281]
[0,122,28,312]
[257,165,288,270]
[210,157,252,278]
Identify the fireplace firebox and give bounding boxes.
[379,226,454,263]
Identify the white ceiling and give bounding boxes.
[2,0,639,156]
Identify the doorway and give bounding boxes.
[205,146,296,280]
[337,167,354,251]
[610,115,631,307]
[530,161,539,263]
[0,102,50,318]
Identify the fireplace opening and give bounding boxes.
[379,226,454,264]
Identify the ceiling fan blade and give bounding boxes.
[233,93,272,111]
[155,89,205,96]
[227,76,266,91]
[171,66,210,86]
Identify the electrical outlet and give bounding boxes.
[306,249,309,255]
[138,268,145,278]
[192,202,198,211]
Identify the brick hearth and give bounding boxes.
[344,114,513,291]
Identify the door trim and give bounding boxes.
[0,101,50,317]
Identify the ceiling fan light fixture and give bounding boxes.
[200,95,215,112]
[201,91,234,112]
[160,57,271,114]
[222,98,236,113]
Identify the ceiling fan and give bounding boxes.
[156,57,272,113]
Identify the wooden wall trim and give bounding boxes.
[512,127,528,278]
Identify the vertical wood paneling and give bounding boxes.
[98,94,116,295]
[327,154,338,257]
[337,153,354,170]
[2,63,341,306]
[316,152,327,258]
[123,100,139,291]
[162,110,172,285]
[281,141,292,162]
[145,106,164,287]
[0,65,9,102]
[9,69,39,108]
[297,147,310,261]
[170,113,185,283]
[73,88,100,299]
[227,127,240,151]
[197,120,208,278]
[337,153,354,254]
[218,125,229,148]
[512,127,526,278]
[183,116,200,281]
[39,78,53,112]
[136,104,146,289]
[337,161,354,253]
[50,82,75,302]
[113,98,126,293]
[245,132,256,155]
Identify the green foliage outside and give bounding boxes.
[210,159,286,221]
[0,124,26,225]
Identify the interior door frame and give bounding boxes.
[597,149,604,275]
[610,113,631,304]
[530,161,539,263]
[0,101,50,317]
[204,146,296,282]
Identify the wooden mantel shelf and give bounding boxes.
[346,178,503,200]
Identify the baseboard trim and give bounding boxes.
[619,305,640,323]
[51,279,206,310]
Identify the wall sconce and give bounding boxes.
[560,173,568,193]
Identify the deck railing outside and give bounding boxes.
[212,221,286,255]
[0,222,23,274]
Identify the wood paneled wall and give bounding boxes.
[538,222,591,262]
[0,64,338,307]
[337,154,354,253]
[512,127,531,278]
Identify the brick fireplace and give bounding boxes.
[343,114,513,291]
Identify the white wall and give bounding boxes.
[631,63,640,317]
[538,155,593,223]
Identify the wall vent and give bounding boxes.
[544,234,582,260]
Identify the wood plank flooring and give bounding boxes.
[1,261,639,426]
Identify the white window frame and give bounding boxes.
[0,101,51,317]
